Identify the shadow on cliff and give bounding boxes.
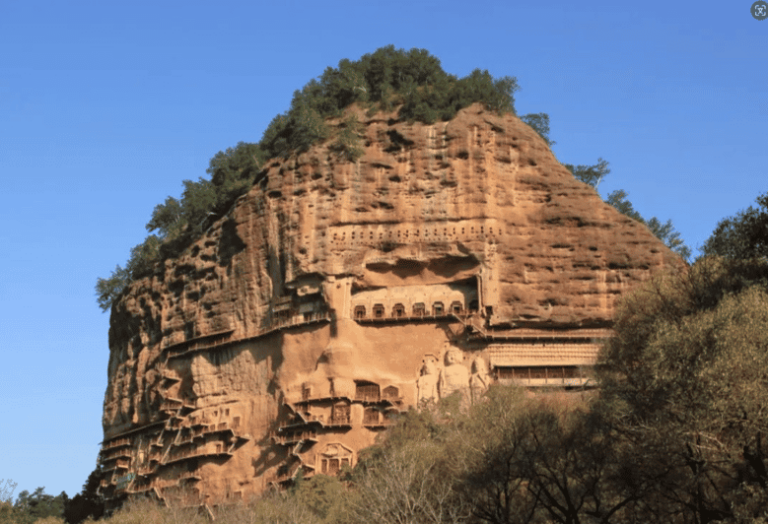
[218,218,246,272]
[364,254,480,283]
[251,411,291,479]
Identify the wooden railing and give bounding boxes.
[160,398,184,411]
[166,444,231,464]
[178,471,202,481]
[127,483,154,494]
[101,447,132,461]
[102,437,131,450]
[272,429,317,445]
[355,312,457,323]
[363,419,396,428]
[168,311,331,359]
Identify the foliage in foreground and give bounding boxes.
[594,256,768,523]
[18,253,768,522]
[81,188,766,524]
[76,267,768,523]
[0,484,68,524]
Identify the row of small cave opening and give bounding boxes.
[301,382,400,403]
[353,299,479,320]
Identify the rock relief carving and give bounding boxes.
[318,442,354,475]
[417,356,440,404]
[470,356,491,403]
[439,346,469,399]
[330,377,356,399]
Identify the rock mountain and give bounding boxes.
[97,103,681,508]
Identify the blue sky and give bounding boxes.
[0,0,765,501]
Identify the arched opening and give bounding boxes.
[450,301,463,315]
[363,407,379,425]
[392,303,405,318]
[354,305,366,319]
[413,302,426,316]
[468,300,479,313]
[331,403,350,425]
[432,301,444,316]
[372,304,385,319]
[322,458,340,475]
[355,381,380,402]
[382,385,400,400]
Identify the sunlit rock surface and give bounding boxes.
[97,104,681,508]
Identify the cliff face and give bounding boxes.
[98,104,681,506]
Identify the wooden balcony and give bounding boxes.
[167,417,185,429]
[137,466,155,477]
[177,434,194,446]
[160,398,184,412]
[167,312,331,360]
[500,376,593,388]
[495,366,594,388]
[164,444,232,466]
[354,312,456,324]
[268,311,332,332]
[102,437,131,451]
[101,447,132,461]
[164,329,236,357]
[363,419,396,429]
[292,395,352,406]
[272,429,318,446]
[127,483,154,494]
[324,420,352,428]
[178,471,202,482]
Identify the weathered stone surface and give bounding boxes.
[98,104,682,506]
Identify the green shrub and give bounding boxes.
[96,45,520,311]
[331,114,364,162]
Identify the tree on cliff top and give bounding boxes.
[95,45,520,312]
[523,111,691,261]
[606,189,691,260]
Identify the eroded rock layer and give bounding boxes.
[98,104,681,507]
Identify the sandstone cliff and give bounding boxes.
[97,104,681,507]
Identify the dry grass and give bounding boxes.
[93,492,325,524]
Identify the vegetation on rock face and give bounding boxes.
[95,45,521,312]
[59,278,768,522]
[26,222,768,522]
[95,44,694,312]
[520,113,555,148]
[584,258,764,522]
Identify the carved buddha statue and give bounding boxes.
[439,347,469,399]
